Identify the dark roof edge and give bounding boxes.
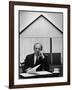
[20,14,63,34]
[41,15,63,34]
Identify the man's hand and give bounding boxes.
[40,51,45,59]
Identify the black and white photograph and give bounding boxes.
[9,1,70,88]
[19,11,63,79]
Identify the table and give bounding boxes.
[19,71,62,79]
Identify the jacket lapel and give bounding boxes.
[30,53,35,67]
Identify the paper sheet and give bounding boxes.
[34,71,52,75]
[20,73,36,77]
[20,71,52,77]
[27,64,41,73]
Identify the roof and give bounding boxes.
[20,14,63,34]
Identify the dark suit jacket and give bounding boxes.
[23,53,49,72]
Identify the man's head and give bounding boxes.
[33,43,43,56]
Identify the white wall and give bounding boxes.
[0,0,72,90]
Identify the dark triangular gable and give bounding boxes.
[20,14,63,34]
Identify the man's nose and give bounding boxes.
[36,49,39,51]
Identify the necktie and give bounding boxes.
[35,56,39,65]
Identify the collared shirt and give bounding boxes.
[34,54,45,65]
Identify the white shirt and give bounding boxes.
[34,55,39,65]
[34,54,45,65]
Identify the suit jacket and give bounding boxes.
[23,53,49,72]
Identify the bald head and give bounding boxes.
[33,43,43,55]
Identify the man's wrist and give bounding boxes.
[41,54,45,59]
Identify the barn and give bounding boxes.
[19,14,63,73]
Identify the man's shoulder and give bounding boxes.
[26,53,34,58]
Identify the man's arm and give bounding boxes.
[43,55,50,71]
[39,53,50,71]
[23,56,31,72]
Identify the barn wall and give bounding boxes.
[52,37,63,64]
[21,16,62,37]
[20,14,63,64]
[20,11,63,32]
[20,37,50,63]
[20,38,63,64]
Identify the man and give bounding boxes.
[23,43,49,73]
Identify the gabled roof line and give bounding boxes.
[20,14,63,34]
[41,15,63,34]
[20,15,42,34]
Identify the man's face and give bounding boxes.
[34,44,42,56]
